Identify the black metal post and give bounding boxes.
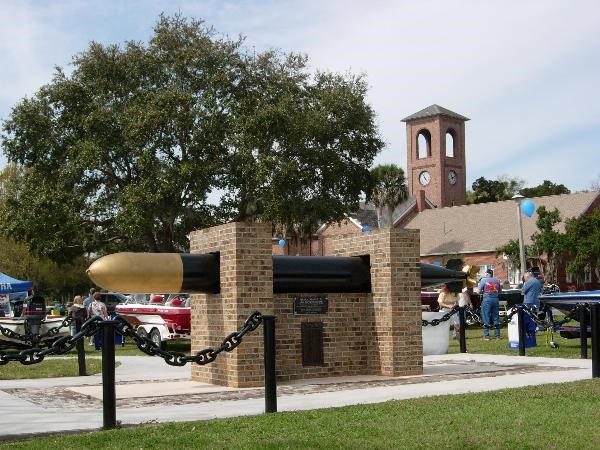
[458,306,467,353]
[591,304,600,378]
[517,305,526,356]
[101,321,117,429]
[263,315,277,413]
[580,304,588,360]
[75,318,86,376]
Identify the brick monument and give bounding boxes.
[189,222,422,388]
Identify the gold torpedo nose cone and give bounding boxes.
[87,252,184,293]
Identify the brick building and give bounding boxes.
[287,104,600,290]
[406,191,600,289]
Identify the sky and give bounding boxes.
[1,0,599,192]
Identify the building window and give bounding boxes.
[508,264,521,285]
[584,265,592,283]
[446,129,456,157]
[417,129,431,159]
[566,270,574,283]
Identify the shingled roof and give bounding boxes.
[401,104,470,122]
[403,191,599,256]
[346,195,429,229]
[348,207,379,230]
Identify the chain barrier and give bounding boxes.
[0,315,73,345]
[519,304,563,328]
[512,302,585,329]
[463,303,523,329]
[520,304,544,325]
[460,300,586,338]
[113,311,263,366]
[423,305,515,328]
[464,307,480,326]
[0,311,263,367]
[422,306,458,326]
[0,316,103,366]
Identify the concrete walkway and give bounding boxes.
[0,353,592,440]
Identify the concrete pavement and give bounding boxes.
[0,353,593,440]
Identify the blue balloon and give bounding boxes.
[278,239,286,248]
[362,226,370,232]
[521,199,536,217]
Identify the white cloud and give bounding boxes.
[1,0,599,191]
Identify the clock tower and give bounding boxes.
[402,104,468,208]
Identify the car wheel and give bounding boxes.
[137,327,148,339]
[150,328,166,350]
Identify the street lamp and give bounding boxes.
[512,194,527,281]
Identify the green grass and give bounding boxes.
[63,339,192,357]
[0,358,104,379]
[4,379,600,449]
[449,323,590,358]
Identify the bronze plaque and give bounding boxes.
[301,321,324,366]
[294,296,328,315]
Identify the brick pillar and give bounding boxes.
[332,228,422,376]
[188,222,273,387]
[416,189,427,212]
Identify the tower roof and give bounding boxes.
[401,104,470,122]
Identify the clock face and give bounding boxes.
[448,170,457,185]
[419,171,431,186]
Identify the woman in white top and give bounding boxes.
[437,285,459,338]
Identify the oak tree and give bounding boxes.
[520,180,570,198]
[1,15,382,261]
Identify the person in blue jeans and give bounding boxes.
[87,292,108,351]
[478,269,503,340]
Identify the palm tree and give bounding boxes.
[366,164,409,228]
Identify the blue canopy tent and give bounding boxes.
[0,272,33,294]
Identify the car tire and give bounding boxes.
[137,327,148,338]
[150,328,166,350]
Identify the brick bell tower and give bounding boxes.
[402,104,469,208]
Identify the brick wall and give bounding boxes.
[273,219,363,257]
[271,237,315,256]
[406,116,467,208]
[273,227,422,381]
[273,292,371,381]
[332,228,422,376]
[270,219,361,256]
[189,222,422,386]
[318,219,362,256]
[188,222,273,388]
